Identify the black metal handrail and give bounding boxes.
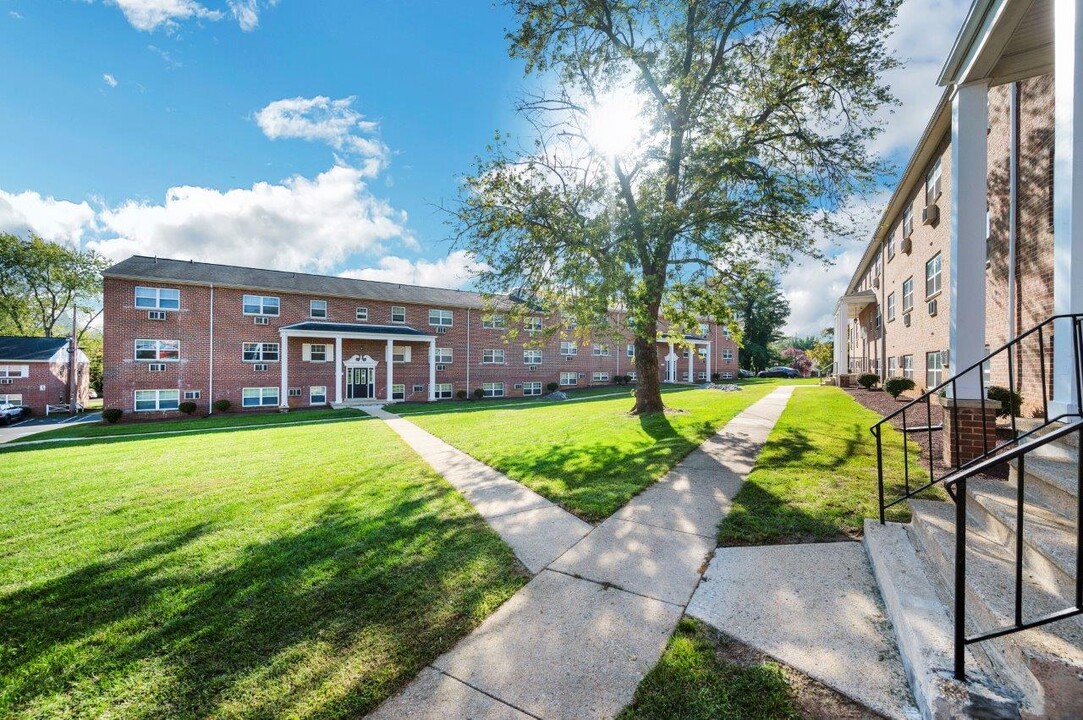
[871,313,1083,521]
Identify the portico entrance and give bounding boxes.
[346,366,375,400]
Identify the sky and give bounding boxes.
[0,0,971,337]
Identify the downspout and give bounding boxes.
[880,241,888,381]
[466,307,471,392]
[1007,82,1019,344]
[208,284,215,414]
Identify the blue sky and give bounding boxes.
[0,0,970,335]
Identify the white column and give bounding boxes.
[948,81,989,399]
[1051,0,1083,415]
[279,333,289,408]
[833,309,846,376]
[385,339,394,402]
[334,335,343,404]
[428,340,437,401]
[705,342,712,380]
[687,344,694,383]
[667,341,675,383]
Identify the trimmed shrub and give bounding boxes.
[614,375,627,386]
[546,381,560,392]
[473,388,485,400]
[212,399,231,413]
[455,389,468,400]
[883,376,916,399]
[987,386,1023,418]
[102,408,123,424]
[178,401,198,415]
[857,373,880,390]
[711,372,721,382]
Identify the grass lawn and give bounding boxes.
[398,381,796,521]
[0,414,527,718]
[718,386,942,545]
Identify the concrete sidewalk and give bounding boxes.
[368,386,796,719]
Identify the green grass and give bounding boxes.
[0,414,527,718]
[12,407,353,443]
[399,381,791,521]
[618,619,799,720]
[718,386,942,545]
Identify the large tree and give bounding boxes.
[0,233,109,340]
[721,265,790,371]
[451,0,899,412]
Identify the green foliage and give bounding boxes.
[807,341,834,373]
[102,408,123,424]
[455,389,468,399]
[723,267,791,371]
[884,376,915,399]
[212,399,231,413]
[987,386,1023,417]
[473,388,485,400]
[79,332,104,395]
[178,401,198,415]
[546,381,560,392]
[857,373,879,390]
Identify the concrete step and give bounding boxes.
[909,500,1083,719]
[1008,448,1079,521]
[966,479,1078,594]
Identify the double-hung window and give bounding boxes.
[902,278,914,313]
[391,384,406,400]
[926,351,944,388]
[522,381,542,396]
[525,317,543,334]
[592,372,609,382]
[483,314,506,329]
[626,344,635,358]
[134,389,179,411]
[888,357,898,376]
[524,349,543,364]
[0,365,28,378]
[592,344,609,357]
[310,386,327,405]
[310,299,328,319]
[243,342,279,362]
[304,343,329,362]
[243,295,279,316]
[429,309,453,327]
[926,158,942,205]
[392,346,411,363]
[356,306,369,321]
[482,348,505,364]
[391,306,406,323]
[560,371,577,386]
[482,382,505,398]
[434,383,453,399]
[722,349,733,362]
[887,230,896,261]
[135,286,180,311]
[902,355,914,380]
[435,347,453,364]
[242,387,279,407]
[903,204,914,237]
[0,393,23,405]
[926,253,942,298]
[135,339,180,362]
[560,342,578,356]
[886,292,896,322]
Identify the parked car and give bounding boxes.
[757,366,800,378]
[738,369,755,379]
[0,403,30,424]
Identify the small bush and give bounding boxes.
[857,373,880,390]
[546,381,560,392]
[473,388,485,400]
[883,376,916,399]
[102,408,123,424]
[178,401,198,415]
[711,372,721,382]
[455,389,468,400]
[212,399,231,413]
[987,386,1023,417]
[614,375,628,386]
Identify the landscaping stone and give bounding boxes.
[541,390,568,401]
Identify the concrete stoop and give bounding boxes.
[866,430,1083,719]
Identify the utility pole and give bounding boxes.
[69,301,78,416]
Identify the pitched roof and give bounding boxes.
[0,336,69,361]
[281,321,432,337]
[104,255,502,310]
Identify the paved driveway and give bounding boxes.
[0,412,102,444]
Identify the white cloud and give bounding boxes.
[255,96,388,176]
[103,73,118,88]
[228,0,276,32]
[339,250,485,289]
[107,0,223,32]
[0,189,97,246]
[88,164,413,272]
[147,45,181,69]
[9,11,23,20]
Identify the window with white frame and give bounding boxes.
[429,309,453,327]
[902,354,914,380]
[926,351,943,388]
[135,339,180,362]
[888,356,898,376]
[183,390,201,400]
[0,365,29,378]
[887,292,896,322]
[560,371,577,386]
[482,382,505,398]
[626,344,635,357]
[310,299,328,318]
[135,389,180,411]
[522,381,542,396]
[887,228,896,260]
[434,383,453,399]
[698,323,710,336]
[592,344,609,357]
[983,344,992,384]
[391,306,406,323]
[242,387,279,407]
[524,349,543,364]
[926,253,942,298]
[243,342,279,362]
[926,157,942,205]
[310,386,327,404]
[0,393,23,405]
[903,204,914,237]
[627,371,637,380]
[698,371,708,380]
[135,286,180,311]
[243,295,279,316]
[902,277,914,312]
[356,306,369,321]
[722,349,733,362]
[392,346,411,363]
[435,347,453,364]
[303,343,331,362]
[525,316,543,333]
[722,326,731,337]
[592,372,609,383]
[483,314,506,329]
[482,348,505,364]
[560,341,578,356]
[720,372,733,380]
[391,384,406,400]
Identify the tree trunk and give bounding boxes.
[633,333,665,414]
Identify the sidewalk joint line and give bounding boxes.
[613,516,716,539]
[429,667,546,720]
[544,568,688,609]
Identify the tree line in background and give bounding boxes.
[0,233,108,393]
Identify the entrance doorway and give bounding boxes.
[346,367,374,400]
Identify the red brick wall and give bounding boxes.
[0,357,88,415]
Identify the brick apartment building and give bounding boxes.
[102,255,740,416]
[0,336,90,414]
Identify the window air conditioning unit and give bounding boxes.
[148,363,166,372]
[436,326,448,334]
[903,313,912,327]
[436,364,448,371]
[901,237,913,255]
[514,383,524,389]
[413,384,424,393]
[254,316,269,325]
[148,310,166,320]
[288,388,301,397]
[872,277,880,289]
[578,372,585,379]
[922,204,939,225]
[927,299,938,317]
[0,378,12,385]
[565,356,574,361]
[529,365,539,371]
[254,363,268,372]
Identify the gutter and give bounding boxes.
[1007,82,1019,344]
[208,284,215,414]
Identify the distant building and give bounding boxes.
[0,336,89,414]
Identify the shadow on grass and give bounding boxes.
[0,490,525,718]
